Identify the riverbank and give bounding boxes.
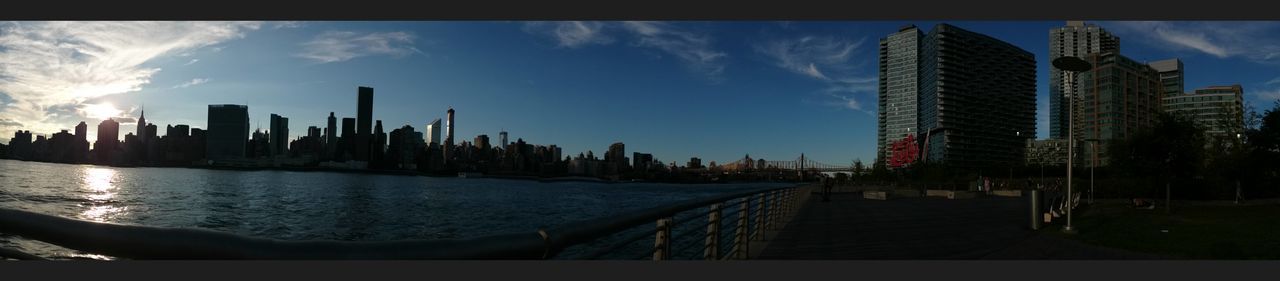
[0,158,794,185]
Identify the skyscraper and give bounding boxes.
[326,112,337,155]
[877,25,923,166]
[356,86,373,161]
[426,118,441,145]
[74,121,89,162]
[75,122,87,142]
[206,104,249,161]
[95,118,120,162]
[922,24,1036,168]
[878,23,1037,169]
[269,113,288,157]
[444,107,455,164]
[341,117,355,160]
[372,120,387,163]
[446,107,455,145]
[1049,21,1119,139]
[499,130,508,150]
[1076,51,1163,166]
[136,108,147,144]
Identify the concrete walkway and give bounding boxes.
[756,192,1165,260]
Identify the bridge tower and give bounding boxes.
[799,153,805,181]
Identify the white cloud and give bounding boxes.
[522,21,727,81]
[755,36,862,81]
[1107,21,1280,64]
[183,58,199,66]
[522,21,612,48]
[1254,88,1280,101]
[1266,76,1280,86]
[0,21,261,135]
[0,118,22,128]
[295,31,423,64]
[756,35,874,114]
[273,21,304,29]
[621,21,727,79]
[172,78,211,89]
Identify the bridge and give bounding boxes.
[715,154,856,173]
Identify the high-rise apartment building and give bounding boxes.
[1049,21,1120,140]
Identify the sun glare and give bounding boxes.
[82,102,123,121]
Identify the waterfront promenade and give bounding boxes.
[757,189,1164,259]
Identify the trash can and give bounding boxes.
[1029,189,1042,230]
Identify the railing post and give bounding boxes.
[732,198,750,259]
[766,190,777,230]
[653,217,672,260]
[755,194,766,241]
[704,203,722,260]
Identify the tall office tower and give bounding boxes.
[136,108,147,143]
[607,142,627,169]
[445,108,455,144]
[1163,85,1245,143]
[356,86,374,161]
[1148,58,1185,98]
[74,121,89,162]
[425,118,441,145]
[474,134,490,150]
[145,124,157,142]
[878,23,1037,169]
[340,117,355,160]
[173,125,190,137]
[326,112,337,151]
[269,114,289,157]
[95,118,121,162]
[877,25,923,166]
[75,122,87,141]
[206,104,250,161]
[444,108,455,163]
[499,130,508,150]
[373,120,387,160]
[1076,52,1163,166]
[308,126,321,138]
[1049,21,1120,139]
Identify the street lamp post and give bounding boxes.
[1084,138,1099,205]
[1053,56,1092,234]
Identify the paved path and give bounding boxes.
[757,192,1164,259]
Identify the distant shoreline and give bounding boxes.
[0,158,752,184]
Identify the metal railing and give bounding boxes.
[0,184,808,260]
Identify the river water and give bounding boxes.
[0,159,790,259]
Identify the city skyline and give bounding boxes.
[2,21,1280,164]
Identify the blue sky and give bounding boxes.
[1,21,1279,166]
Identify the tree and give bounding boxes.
[1108,112,1207,198]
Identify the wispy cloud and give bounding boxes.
[172,78,211,89]
[295,31,423,64]
[0,21,261,135]
[1254,88,1280,101]
[273,21,304,29]
[756,35,874,114]
[0,118,22,128]
[1266,76,1280,86]
[522,21,728,81]
[183,58,200,66]
[755,36,863,81]
[521,21,612,48]
[1107,21,1280,64]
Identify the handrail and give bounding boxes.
[0,184,799,260]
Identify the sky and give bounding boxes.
[1,21,1279,166]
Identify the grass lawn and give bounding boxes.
[1045,201,1280,259]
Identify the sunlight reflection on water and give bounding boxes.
[79,167,125,222]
